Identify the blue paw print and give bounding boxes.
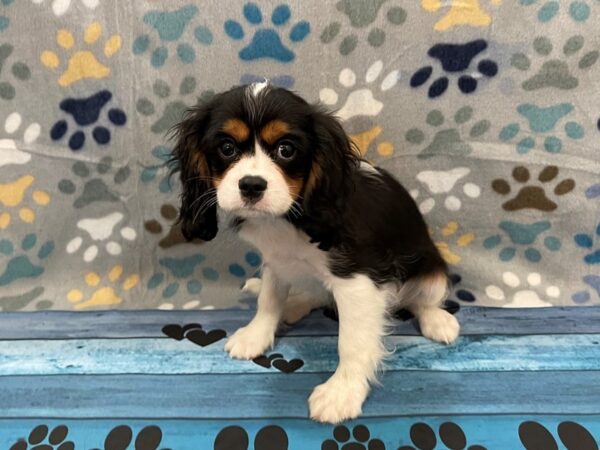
[483,220,560,263]
[141,145,178,193]
[572,223,600,303]
[520,0,593,22]
[586,183,600,200]
[499,103,584,154]
[148,252,220,299]
[449,273,476,303]
[410,39,498,98]
[133,4,213,68]
[0,0,13,31]
[240,74,295,89]
[50,90,126,151]
[228,251,262,278]
[0,233,54,287]
[224,3,310,62]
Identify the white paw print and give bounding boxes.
[158,300,213,311]
[66,211,137,262]
[410,167,481,214]
[31,0,98,16]
[486,271,560,307]
[0,112,41,167]
[319,60,399,121]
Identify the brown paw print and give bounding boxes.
[322,425,385,450]
[10,424,74,450]
[492,165,575,212]
[144,203,201,249]
[398,422,486,450]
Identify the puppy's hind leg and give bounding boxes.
[401,271,460,344]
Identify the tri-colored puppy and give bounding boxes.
[171,81,459,423]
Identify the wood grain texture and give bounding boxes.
[0,334,599,375]
[0,306,599,339]
[2,371,600,418]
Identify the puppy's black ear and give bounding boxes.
[170,103,218,241]
[301,107,360,250]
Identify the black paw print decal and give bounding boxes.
[519,421,598,450]
[10,425,74,450]
[411,39,498,98]
[398,422,486,450]
[162,323,226,347]
[322,425,385,450]
[253,353,304,373]
[90,425,170,450]
[214,425,288,450]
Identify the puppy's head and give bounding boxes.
[171,81,359,242]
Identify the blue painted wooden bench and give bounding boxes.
[1,307,599,449]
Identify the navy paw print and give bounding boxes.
[449,273,476,303]
[224,3,310,62]
[410,39,498,98]
[50,90,127,151]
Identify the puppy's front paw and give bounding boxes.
[224,323,275,360]
[418,308,460,344]
[308,375,368,423]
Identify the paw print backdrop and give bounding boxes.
[0,0,599,310]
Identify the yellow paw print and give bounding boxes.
[422,0,502,31]
[0,175,50,229]
[350,125,394,157]
[435,221,475,265]
[40,21,122,87]
[67,265,139,310]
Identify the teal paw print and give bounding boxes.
[520,0,595,22]
[133,4,213,68]
[321,0,406,56]
[228,251,262,278]
[0,233,54,286]
[499,103,584,154]
[224,3,310,62]
[0,43,31,100]
[511,35,599,91]
[136,77,214,135]
[58,157,131,209]
[148,252,220,307]
[483,220,561,263]
[141,145,178,194]
[0,0,13,32]
[572,223,600,303]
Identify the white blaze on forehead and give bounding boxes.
[250,79,269,97]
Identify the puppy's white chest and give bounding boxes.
[238,218,329,282]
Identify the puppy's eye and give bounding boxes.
[277,142,295,160]
[219,141,237,158]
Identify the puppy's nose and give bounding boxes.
[239,176,267,202]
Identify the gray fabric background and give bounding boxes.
[0,0,598,311]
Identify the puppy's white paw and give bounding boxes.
[308,375,368,423]
[417,308,460,344]
[241,277,262,295]
[224,322,275,359]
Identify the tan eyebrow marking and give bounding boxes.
[260,120,290,144]
[222,118,250,142]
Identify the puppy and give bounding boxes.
[171,81,460,423]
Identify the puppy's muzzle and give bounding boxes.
[239,176,267,203]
